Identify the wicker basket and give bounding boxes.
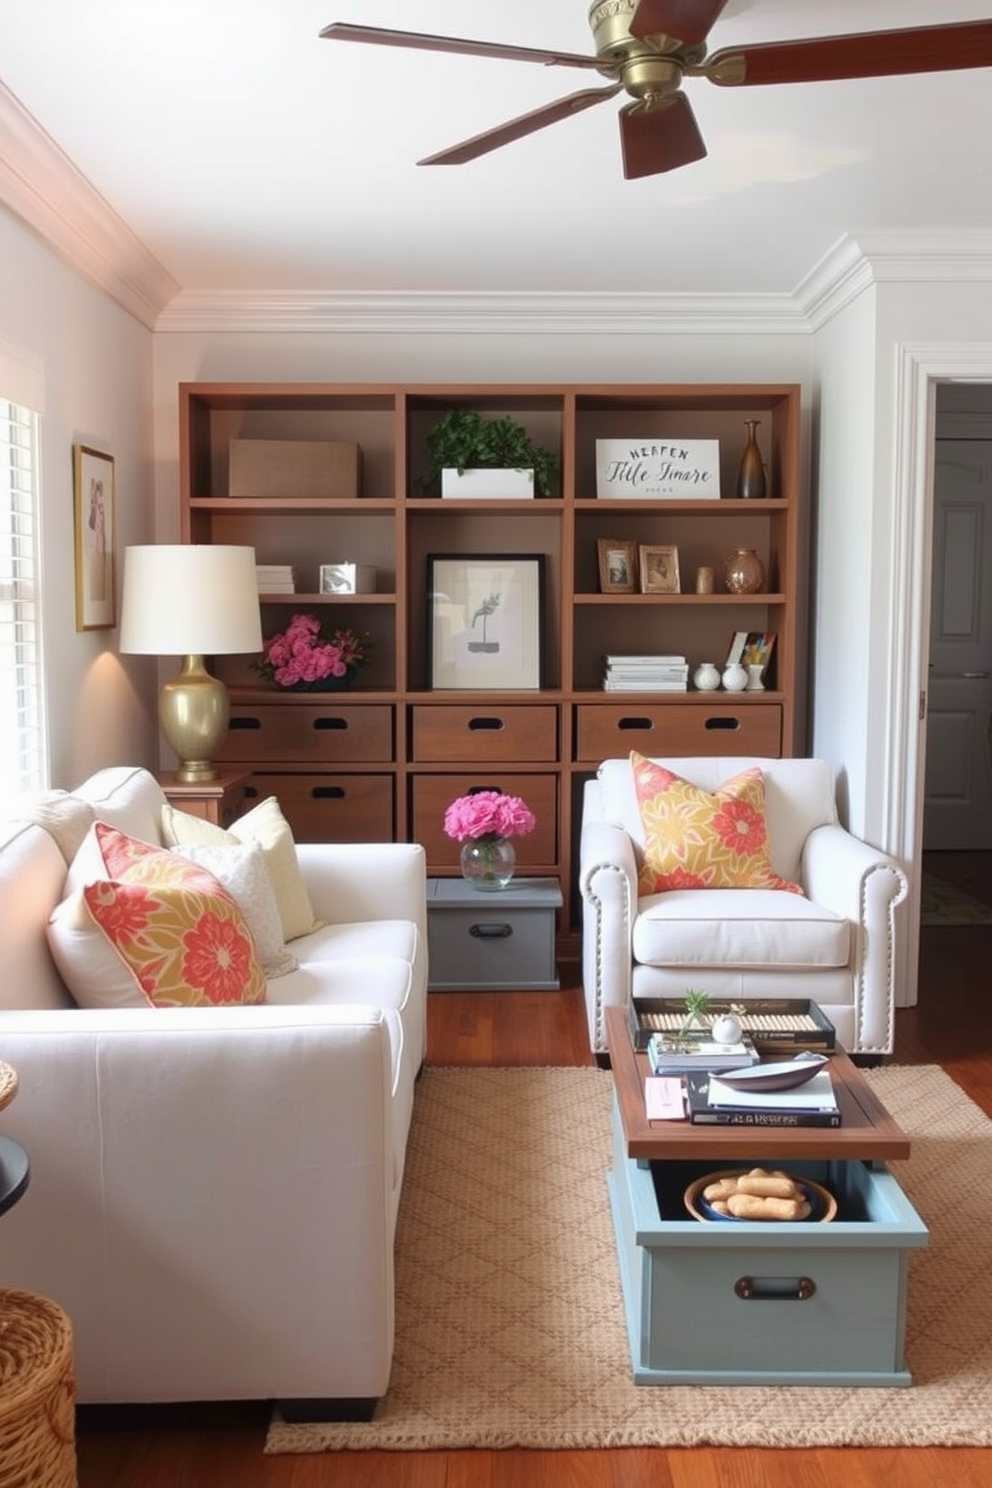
[0,1291,77,1487]
[0,1064,17,1114]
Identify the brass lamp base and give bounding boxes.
[158,655,230,784]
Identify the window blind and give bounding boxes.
[0,397,47,794]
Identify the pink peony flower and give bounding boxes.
[255,614,371,688]
[443,791,536,842]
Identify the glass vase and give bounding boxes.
[736,418,767,499]
[459,835,516,891]
[724,546,766,595]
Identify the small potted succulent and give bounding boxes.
[424,407,560,498]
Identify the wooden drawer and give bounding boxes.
[244,773,394,843]
[411,705,558,763]
[575,703,783,762]
[220,704,393,764]
[411,774,558,869]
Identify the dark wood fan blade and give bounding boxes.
[419,86,622,166]
[319,22,602,72]
[707,19,992,87]
[619,93,707,179]
[629,0,730,48]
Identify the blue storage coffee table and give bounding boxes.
[605,1007,929,1387]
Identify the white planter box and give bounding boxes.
[596,438,720,499]
[441,468,535,499]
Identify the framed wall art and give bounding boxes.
[639,543,681,595]
[73,444,116,630]
[427,553,545,690]
[597,537,637,594]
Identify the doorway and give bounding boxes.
[921,388,992,923]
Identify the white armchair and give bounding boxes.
[579,756,908,1060]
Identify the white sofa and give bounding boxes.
[0,766,427,1418]
[579,756,908,1059]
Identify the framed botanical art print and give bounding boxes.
[427,553,545,689]
[73,444,116,630]
[597,537,637,594]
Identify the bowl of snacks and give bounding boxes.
[684,1167,837,1224]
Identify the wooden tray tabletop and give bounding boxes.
[606,1006,911,1163]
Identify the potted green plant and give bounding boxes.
[424,408,559,497]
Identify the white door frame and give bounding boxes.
[888,343,992,1006]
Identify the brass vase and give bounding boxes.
[736,419,767,500]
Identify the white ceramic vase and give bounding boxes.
[693,661,721,692]
[722,662,748,692]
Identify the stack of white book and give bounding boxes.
[255,563,296,594]
[603,654,689,692]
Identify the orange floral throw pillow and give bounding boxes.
[630,755,805,897]
[83,823,267,1008]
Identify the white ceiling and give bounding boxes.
[2,0,992,304]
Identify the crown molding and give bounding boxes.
[797,231,992,331]
[0,83,179,330]
[154,288,809,337]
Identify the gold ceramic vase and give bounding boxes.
[736,419,767,500]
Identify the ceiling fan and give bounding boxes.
[321,2,992,180]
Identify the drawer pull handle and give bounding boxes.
[469,923,513,940]
[617,718,654,732]
[705,716,741,731]
[229,717,261,731]
[734,1276,816,1302]
[244,786,259,799]
[312,786,346,800]
[313,717,348,731]
[468,717,505,731]
[467,785,502,796]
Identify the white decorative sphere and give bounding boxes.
[711,1013,743,1045]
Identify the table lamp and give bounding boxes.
[119,545,262,783]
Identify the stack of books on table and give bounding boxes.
[684,1068,842,1127]
[647,1032,760,1075]
[602,654,689,692]
[256,564,296,594]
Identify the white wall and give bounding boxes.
[0,204,158,791]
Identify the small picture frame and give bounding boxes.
[597,537,637,594]
[727,630,777,681]
[73,444,116,631]
[639,544,681,595]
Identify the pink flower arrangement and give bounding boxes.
[256,614,371,688]
[443,791,536,843]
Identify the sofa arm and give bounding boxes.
[802,823,908,1053]
[296,841,427,938]
[579,812,638,1055]
[0,1004,402,1404]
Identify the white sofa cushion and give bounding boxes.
[632,887,850,969]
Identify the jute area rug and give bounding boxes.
[267,1063,992,1453]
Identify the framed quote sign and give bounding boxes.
[595,437,721,499]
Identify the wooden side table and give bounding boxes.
[158,769,252,828]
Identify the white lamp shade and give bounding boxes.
[119,545,262,655]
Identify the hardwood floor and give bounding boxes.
[75,932,992,1487]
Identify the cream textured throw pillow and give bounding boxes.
[160,796,323,942]
[172,842,298,978]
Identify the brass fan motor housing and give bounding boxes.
[588,0,706,103]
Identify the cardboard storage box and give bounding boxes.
[229,439,361,498]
